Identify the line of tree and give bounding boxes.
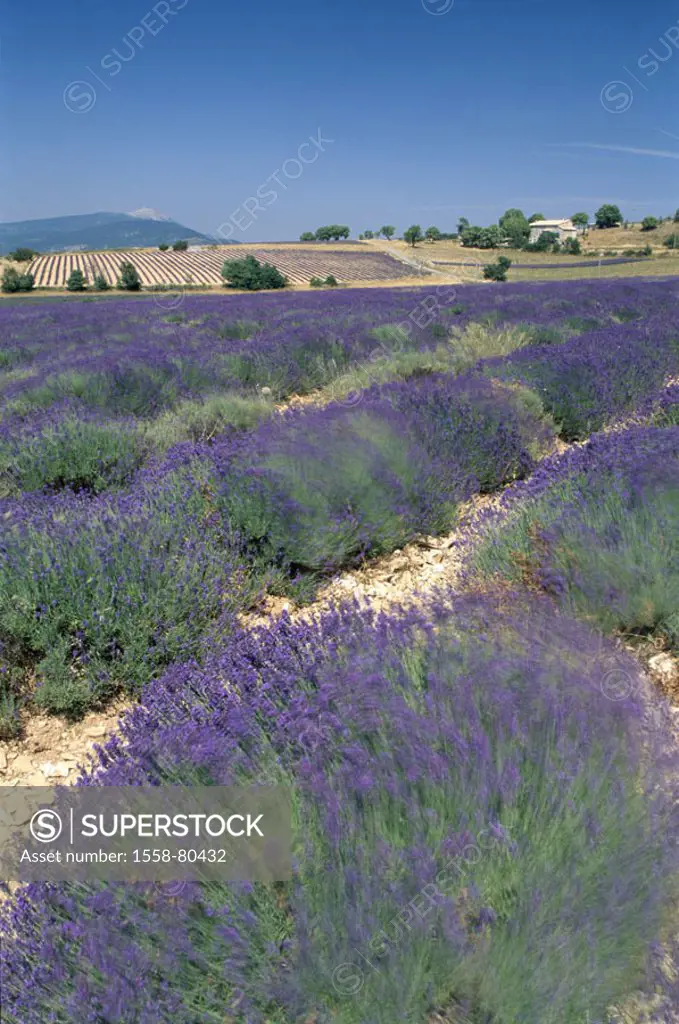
[454,208,592,253]
[6,247,39,262]
[299,225,350,242]
[1,267,35,292]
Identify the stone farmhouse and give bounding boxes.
[528,218,583,244]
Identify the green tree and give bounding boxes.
[461,225,503,249]
[403,224,423,247]
[117,261,142,291]
[594,204,623,228]
[2,267,35,292]
[483,256,512,281]
[222,255,288,290]
[159,243,169,251]
[300,231,316,241]
[362,230,374,239]
[172,239,188,251]
[1,267,21,293]
[380,225,396,240]
[674,209,679,223]
[457,216,470,236]
[528,231,561,252]
[425,226,441,242]
[571,212,590,230]
[528,213,545,223]
[93,274,110,291]
[66,269,87,292]
[664,234,679,249]
[315,225,350,241]
[8,247,38,262]
[499,208,530,248]
[641,216,659,232]
[562,237,582,255]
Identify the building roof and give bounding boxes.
[530,219,574,229]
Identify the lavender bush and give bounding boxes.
[2,593,677,1022]
[486,318,679,439]
[0,405,145,496]
[0,444,260,717]
[471,426,679,648]
[222,373,552,581]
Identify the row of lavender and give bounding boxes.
[3,426,679,1021]
[1,279,676,418]
[0,288,677,722]
[0,281,674,498]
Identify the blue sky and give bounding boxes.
[2,0,678,239]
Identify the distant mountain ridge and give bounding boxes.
[0,211,218,254]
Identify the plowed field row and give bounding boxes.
[27,248,425,288]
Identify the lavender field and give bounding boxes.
[2,278,679,1023]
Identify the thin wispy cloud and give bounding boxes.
[548,143,679,160]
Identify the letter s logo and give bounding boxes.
[30,808,63,843]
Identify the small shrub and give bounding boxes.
[223,403,437,575]
[144,393,273,448]
[224,373,552,578]
[324,274,338,286]
[1,267,21,293]
[7,247,38,262]
[158,243,170,251]
[172,239,188,251]
[0,457,255,716]
[1,267,34,292]
[66,269,87,292]
[117,261,141,291]
[222,255,288,291]
[483,256,512,282]
[489,323,679,439]
[92,274,110,291]
[0,417,145,497]
[309,276,324,287]
[473,427,679,648]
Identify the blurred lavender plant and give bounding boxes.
[2,592,677,1022]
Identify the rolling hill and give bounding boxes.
[0,211,216,254]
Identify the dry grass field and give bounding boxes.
[581,219,679,251]
[364,236,679,282]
